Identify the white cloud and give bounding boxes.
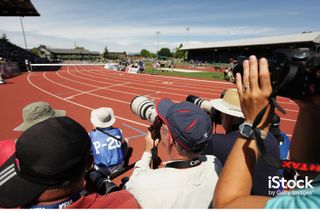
[0,17,280,53]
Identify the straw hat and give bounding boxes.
[210,88,244,118]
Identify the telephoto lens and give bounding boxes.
[186,95,214,113]
[130,96,157,123]
[186,95,221,125]
[86,169,120,195]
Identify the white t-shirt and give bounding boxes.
[125,152,222,208]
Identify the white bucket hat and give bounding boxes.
[210,88,244,118]
[90,107,116,128]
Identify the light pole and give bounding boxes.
[156,31,160,59]
[19,17,28,49]
[186,27,190,46]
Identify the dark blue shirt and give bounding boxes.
[202,130,280,196]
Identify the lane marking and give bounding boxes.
[43,72,130,104]
[122,123,147,134]
[27,73,148,127]
[73,68,299,115]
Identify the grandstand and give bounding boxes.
[0,0,42,76]
[181,32,320,63]
[0,0,39,16]
[38,45,101,62]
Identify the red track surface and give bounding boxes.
[0,66,299,184]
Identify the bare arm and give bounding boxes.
[214,56,273,208]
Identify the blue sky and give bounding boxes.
[0,0,319,53]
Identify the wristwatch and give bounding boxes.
[239,122,268,140]
[239,122,255,139]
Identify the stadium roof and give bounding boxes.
[0,0,40,16]
[47,48,100,55]
[181,32,320,50]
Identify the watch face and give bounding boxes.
[240,123,254,139]
[243,127,252,135]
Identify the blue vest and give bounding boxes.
[89,127,124,168]
[279,131,291,160]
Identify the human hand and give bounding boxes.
[236,56,273,130]
[145,130,160,153]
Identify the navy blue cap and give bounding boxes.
[156,99,213,152]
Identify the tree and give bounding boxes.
[75,46,85,50]
[173,43,186,59]
[102,46,109,60]
[30,47,40,56]
[0,33,9,42]
[140,49,151,58]
[158,48,172,58]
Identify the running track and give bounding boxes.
[0,66,299,184]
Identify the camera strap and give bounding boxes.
[252,94,320,173]
[96,128,121,141]
[151,147,162,169]
[165,157,202,169]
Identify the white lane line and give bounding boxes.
[86,69,226,91]
[281,118,297,122]
[63,71,182,102]
[70,69,220,98]
[74,69,299,116]
[62,70,142,96]
[68,69,155,93]
[56,72,134,99]
[76,68,217,96]
[61,67,298,122]
[43,72,130,104]
[27,73,149,128]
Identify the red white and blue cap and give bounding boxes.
[156,99,213,152]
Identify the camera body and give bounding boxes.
[85,169,119,195]
[233,49,320,99]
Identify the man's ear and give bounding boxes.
[167,133,175,147]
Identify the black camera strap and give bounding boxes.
[252,93,320,173]
[165,157,202,169]
[151,147,162,169]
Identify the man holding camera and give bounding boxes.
[0,117,140,209]
[214,55,320,208]
[125,100,222,208]
[202,88,280,196]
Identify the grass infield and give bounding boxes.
[143,67,225,81]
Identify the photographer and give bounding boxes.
[0,117,140,209]
[89,107,129,177]
[125,100,222,208]
[214,56,320,208]
[202,88,280,196]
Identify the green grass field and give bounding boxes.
[143,67,225,81]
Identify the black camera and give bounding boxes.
[233,49,320,99]
[85,169,120,195]
[186,95,222,125]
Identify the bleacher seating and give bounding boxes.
[0,40,49,66]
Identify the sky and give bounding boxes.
[0,0,320,53]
